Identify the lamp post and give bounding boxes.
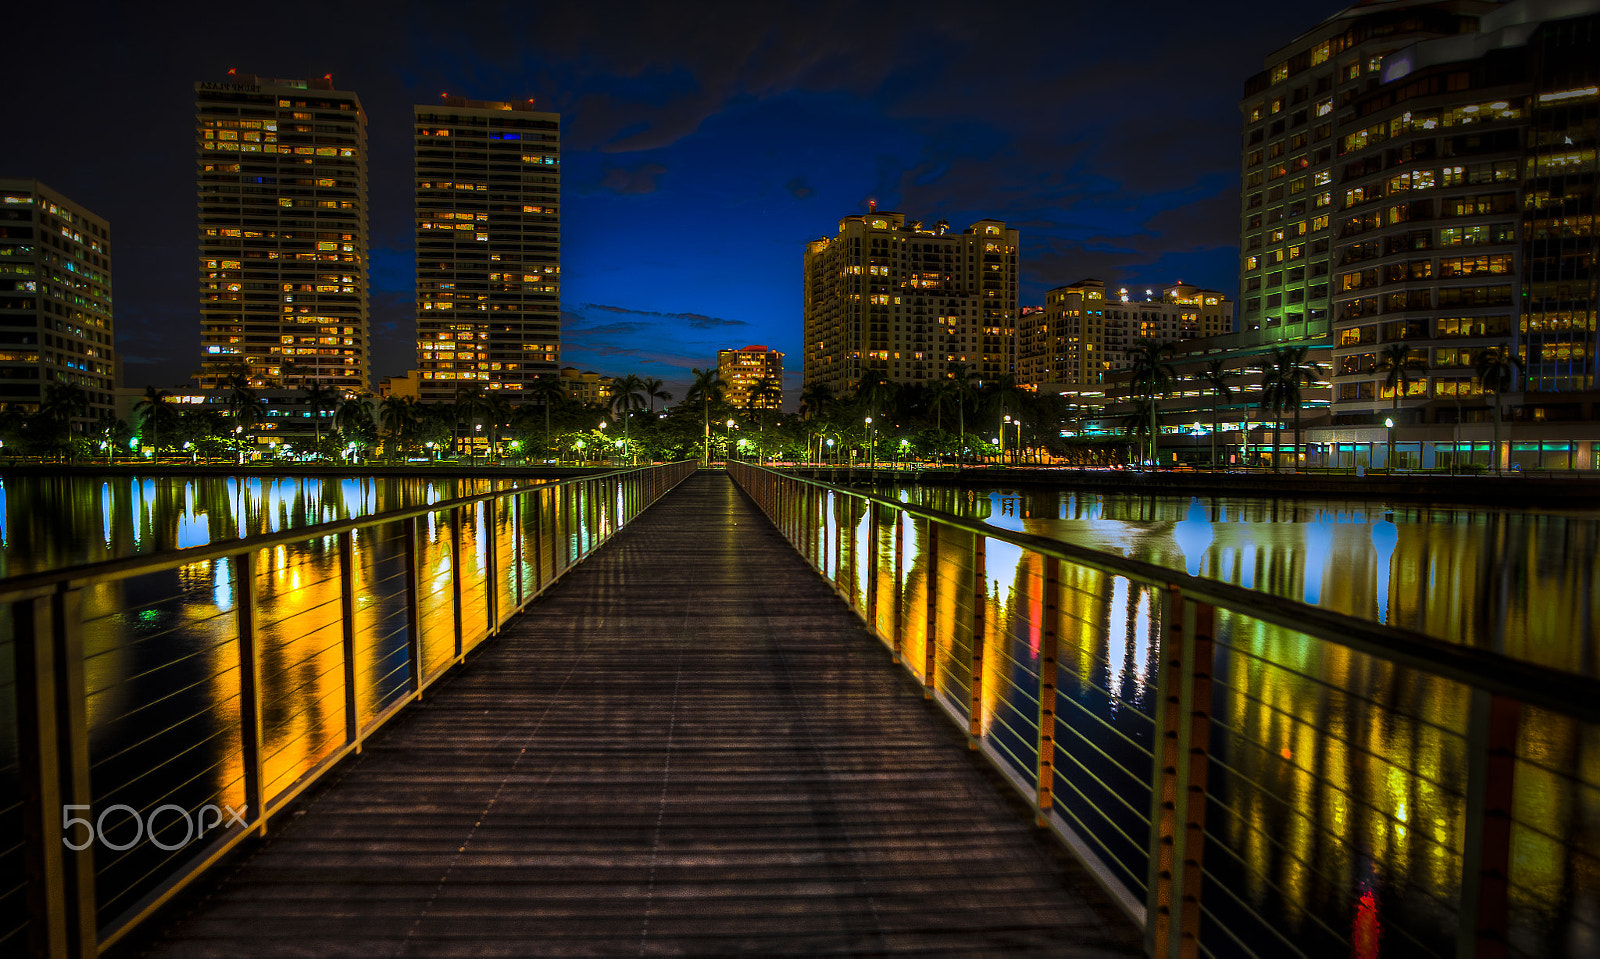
[1385,416,1395,472]
[825,436,835,465]
[899,437,910,468]
[725,419,735,463]
[865,416,874,468]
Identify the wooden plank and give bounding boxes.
[138,474,1140,958]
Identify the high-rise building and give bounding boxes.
[718,345,784,410]
[803,211,1018,395]
[1018,279,1232,393]
[414,96,560,404]
[196,73,369,393]
[1244,0,1600,470]
[0,178,116,421]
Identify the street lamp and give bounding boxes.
[825,437,835,465]
[899,437,910,467]
[865,416,874,468]
[1385,416,1396,472]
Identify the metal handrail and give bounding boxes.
[731,464,1600,726]
[6,461,697,958]
[728,461,1600,958]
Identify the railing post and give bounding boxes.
[968,533,986,747]
[449,506,463,659]
[484,501,499,632]
[1036,556,1061,827]
[892,508,904,663]
[924,520,939,700]
[16,590,97,959]
[867,503,879,629]
[512,492,524,608]
[531,489,545,592]
[337,532,359,748]
[235,552,267,838]
[1459,690,1521,958]
[402,517,423,695]
[1148,588,1214,959]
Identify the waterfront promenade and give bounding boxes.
[132,473,1140,956]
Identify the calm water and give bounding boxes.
[0,474,520,577]
[2,474,1596,954]
[815,482,1599,956]
[0,472,571,934]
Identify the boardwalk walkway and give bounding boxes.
[136,472,1141,957]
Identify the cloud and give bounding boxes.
[785,176,813,199]
[581,303,748,329]
[598,162,668,194]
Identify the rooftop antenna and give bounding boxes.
[868,199,876,213]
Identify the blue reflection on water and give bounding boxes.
[1371,514,1398,624]
[1302,512,1336,606]
[1172,498,1213,577]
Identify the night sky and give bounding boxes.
[4,1,1349,403]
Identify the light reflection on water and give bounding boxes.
[873,483,1600,957]
[0,473,565,929]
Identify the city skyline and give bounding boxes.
[1,0,1347,401]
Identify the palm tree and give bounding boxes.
[1269,346,1324,472]
[134,386,177,459]
[302,381,339,452]
[799,383,834,421]
[641,376,673,413]
[685,367,724,463]
[334,395,374,459]
[1378,342,1423,470]
[482,392,512,463]
[453,384,492,459]
[222,370,262,459]
[946,361,980,464]
[526,375,566,458]
[1199,359,1233,469]
[1119,397,1157,468]
[1475,344,1525,474]
[378,395,417,463]
[607,374,647,462]
[1127,339,1176,468]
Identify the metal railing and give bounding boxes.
[1,461,696,958]
[729,461,1600,958]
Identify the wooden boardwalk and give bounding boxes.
[136,472,1141,957]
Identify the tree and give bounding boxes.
[302,381,339,453]
[1475,344,1525,474]
[526,375,567,458]
[378,395,418,463]
[1127,339,1176,468]
[685,367,724,463]
[222,370,263,459]
[607,374,647,462]
[482,392,512,463]
[1378,342,1423,469]
[641,376,673,413]
[334,396,375,459]
[1268,346,1323,472]
[134,386,178,459]
[945,361,980,464]
[1199,359,1234,469]
[453,383,492,459]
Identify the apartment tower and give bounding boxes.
[414,96,560,404]
[196,73,369,392]
[1244,0,1600,468]
[803,211,1018,395]
[718,344,785,410]
[0,178,116,420]
[1018,279,1231,393]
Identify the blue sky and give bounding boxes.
[3,0,1350,404]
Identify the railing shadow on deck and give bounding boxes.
[0,461,697,958]
[729,461,1600,959]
